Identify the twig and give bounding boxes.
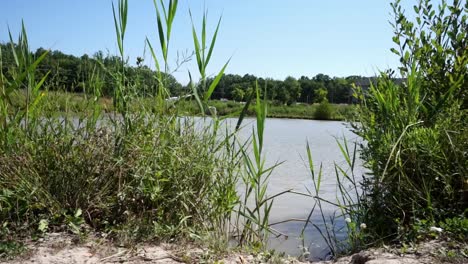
[99,250,128,262]
[269,218,308,226]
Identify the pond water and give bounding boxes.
[232,118,363,260]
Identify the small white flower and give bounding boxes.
[429,226,443,233]
[360,223,367,229]
[345,217,352,223]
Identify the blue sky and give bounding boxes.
[0,0,413,84]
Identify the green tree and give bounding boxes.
[283,76,301,105]
[315,88,328,103]
[231,86,245,101]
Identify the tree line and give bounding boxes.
[1,43,375,104]
[0,43,183,97]
[207,73,374,104]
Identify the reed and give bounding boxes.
[0,1,289,259]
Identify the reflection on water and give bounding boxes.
[233,118,362,260]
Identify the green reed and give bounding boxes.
[0,0,289,258]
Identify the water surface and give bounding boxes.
[233,118,362,260]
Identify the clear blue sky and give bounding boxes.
[0,0,413,84]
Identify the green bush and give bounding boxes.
[440,216,468,242]
[352,0,468,242]
[314,101,333,120]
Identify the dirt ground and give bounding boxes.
[2,233,273,264]
[2,233,466,263]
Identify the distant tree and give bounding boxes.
[315,88,328,103]
[314,73,331,83]
[0,43,368,104]
[282,76,301,104]
[231,86,245,101]
[275,84,290,105]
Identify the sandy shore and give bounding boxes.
[2,233,466,263]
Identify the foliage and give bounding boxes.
[314,88,333,120]
[209,73,361,105]
[390,0,468,110]
[0,1,291,261]
[0,43,182,97]
[440,216,468,242]
[0,41,370,106]
[299,138,367,256]
[0,222,25,259]
[0,0,243,252]
[351,0,468,244]
[314,101,333,120]
[314,88,328,103]
[231,86,244,101]
[234,84,283,248]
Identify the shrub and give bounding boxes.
[352,0,468,242]
[314,101,333,120]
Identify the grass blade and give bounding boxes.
[204,59,230,102]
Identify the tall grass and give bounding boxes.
[286,137,365,259]
[0,0,289,258]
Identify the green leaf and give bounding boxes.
[206,16,222,67]
[189,10,203,75]
[204,59,230,102]
[235,88,255,131]
[145,38,161,73]
[202,12,207,59]
[8,27,20,67]
[189,71,204,113]
[166,0,178,44]
[38,219,48,233]
[155,2,167,61]
[112,2,123,56]
[390,47,401,56]
[75,208,82,218]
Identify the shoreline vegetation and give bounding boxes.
[8,90,355,121]
[1,0,467,263]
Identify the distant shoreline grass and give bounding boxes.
[10,90,355,121]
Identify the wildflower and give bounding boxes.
[345,217,352,223]
[429,226,443,233]
[360,223,367,229]
[298,246,310,258]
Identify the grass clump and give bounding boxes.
[0,116,238,241]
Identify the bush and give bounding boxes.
[314,101,333,120]
[352,0,468,242]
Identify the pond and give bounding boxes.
[233,118,363,260]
